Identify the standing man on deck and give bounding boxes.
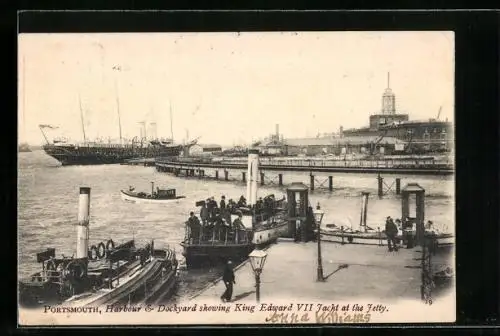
[232,211,244,243]
[221,260,235,302]
[220,195,226,210]
[385,216,399,252]
[200,202,209,226]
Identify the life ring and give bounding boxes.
[89,245,98,261]
[106,239,115,251]
[97,242,106,259]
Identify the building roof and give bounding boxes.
[284,136,406,147]
[195,144,222,149]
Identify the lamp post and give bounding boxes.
[314,203,325,282]
[249,249,268,303]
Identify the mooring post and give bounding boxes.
[310,174,315,191]
[278,173,283,186]
[377,173,384,198]
[260,172,265,186]
[224,170,229,181]
[395,178,401,195]
[328,176,333,191]
[215,170,219,180]
[242,172,246,182]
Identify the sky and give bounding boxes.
[18,31,454,146]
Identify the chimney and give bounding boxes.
[76,187,91,259]
[246,149,259,207]
[149,122,157,140]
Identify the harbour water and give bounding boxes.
[18,150,454,303]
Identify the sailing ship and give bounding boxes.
[18,187,179,308]
[40,91,195,166]
[121,182,186,204]
[180,149,289,267]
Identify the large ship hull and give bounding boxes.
[43,144,182,166]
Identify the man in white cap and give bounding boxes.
[221,260,235,302]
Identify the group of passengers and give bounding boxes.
[385,216,436,252]
[186,196,248,244]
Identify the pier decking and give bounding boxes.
[188,239,440,303]
[156,157,453,176]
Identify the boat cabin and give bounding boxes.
[184,194,286,246]
[155,188,177,199]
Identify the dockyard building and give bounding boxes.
[189,144,223,156]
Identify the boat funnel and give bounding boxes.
[359,192,370,233]
[246,149,259,207]
[76,187,91,259]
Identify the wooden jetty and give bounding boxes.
[156,156,453,176]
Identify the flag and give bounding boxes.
[39,124,58,129]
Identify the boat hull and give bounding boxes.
[19,250,179,308]
[43,144,181,166]
[120,190,185,204]
[181,242,254,268]
[253,221,289,246]
[321,229,454,248]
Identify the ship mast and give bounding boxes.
[169,101,174,142]
[78,94,87,143]
[114,80,123,145]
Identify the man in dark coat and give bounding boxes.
[385,216,399,252]
[200,202,209,226]
[187,212,202,243]
[220,195,226,210]
[221,260,235,302]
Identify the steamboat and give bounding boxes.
[121,182,186,204]
[18,187,179,308]
[40,127,186,166]
[38,92,196,166]
[180,149,289,267]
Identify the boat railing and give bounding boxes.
[161,156,452,169]
[185,222,249,245]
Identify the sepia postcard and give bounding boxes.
[18,31,455,326]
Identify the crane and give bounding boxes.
[436,106,442,120]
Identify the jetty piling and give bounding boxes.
[278,173,283,186]
[215,170,219,180]
[396,178,401,195]
[310,174,315,191]
[224,170,229,181]
[377,174,384,198]
[260,172,265,186]
[329,176,333,191]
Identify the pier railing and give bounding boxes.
[159,156,453,170]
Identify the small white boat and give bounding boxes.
[121,182,186,204]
